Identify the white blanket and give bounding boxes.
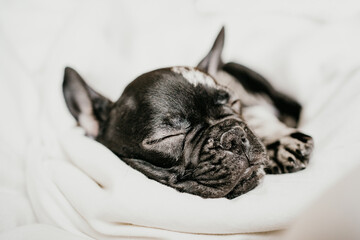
[1,0,360,239]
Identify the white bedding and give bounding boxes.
[1,0,360,239]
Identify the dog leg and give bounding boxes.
[242,106,314,174]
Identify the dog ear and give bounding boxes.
[62,67,113,138]
[197,26,225,76]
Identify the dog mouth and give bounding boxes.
[184,118,268,198]
[225,165,265,199]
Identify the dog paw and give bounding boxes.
[265,132,314,174]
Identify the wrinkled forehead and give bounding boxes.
[170,66,217,88]
[145,67,219,113]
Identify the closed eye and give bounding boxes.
[231,99,241,107]
[230,99,242,114]
[141,129,186,160]
[143,132,186,145]
[215,105,235,119]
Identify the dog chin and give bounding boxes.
[226,163,266,199]
[191,143,267,198]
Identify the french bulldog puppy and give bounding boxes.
[63,27,313,199]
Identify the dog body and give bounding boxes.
[63,28,313,199]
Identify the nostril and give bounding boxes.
[241,135,247,144]
[220,127,247,150]
[220,131,233,150]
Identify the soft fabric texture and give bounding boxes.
[282,165,360,240]
[1,0,360,239]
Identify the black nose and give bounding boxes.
[220,127,248,150]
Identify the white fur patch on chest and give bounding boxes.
[171,66,216,87]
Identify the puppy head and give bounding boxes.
[63,27,268,198]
